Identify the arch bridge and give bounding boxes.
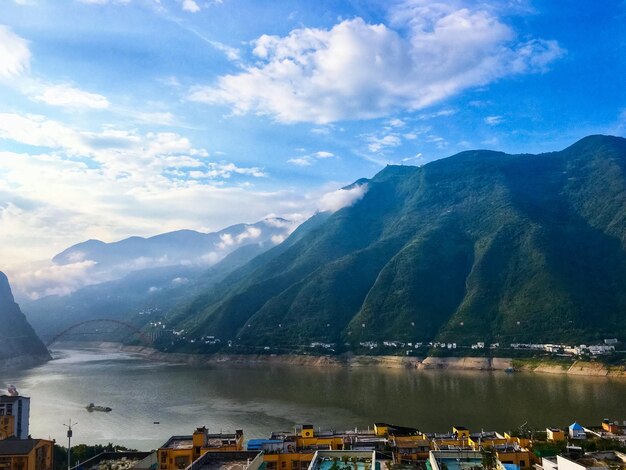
[45,319,153,347]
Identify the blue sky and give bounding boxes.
[0,0,624,293]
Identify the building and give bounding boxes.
[0,438,54,470]
[568,424,586,440]
[539,452,626,470]
[158,427,244,470]
[547,429,566,442]
[184,451,264,470]
[306,450,376,470]
[248,424,390,470]
[428,450,485,470]
[70,451,153,470]
[600,420,621,435]
[390,435,430,463]
[0,396,30,440]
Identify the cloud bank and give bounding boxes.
[0,25,30,78]
[318,184,368,213]
[189,2,564,123]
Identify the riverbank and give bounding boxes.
[67,342,626,378]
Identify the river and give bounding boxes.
[1,347,625,450]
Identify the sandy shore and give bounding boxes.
[60,342,626,378]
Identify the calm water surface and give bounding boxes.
[1,348,625,450]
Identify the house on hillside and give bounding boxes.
[569,423,586,440]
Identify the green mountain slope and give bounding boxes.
[24,241,276,341]
[0,272,50,367]
[165,135,626,350]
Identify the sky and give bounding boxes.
[0,0,625,294]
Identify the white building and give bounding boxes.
[0,394,30,439]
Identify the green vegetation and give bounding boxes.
[53,443,137,470]
[151,136,626,357]
[0,272,50,362]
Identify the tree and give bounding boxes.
[481,446,498,470]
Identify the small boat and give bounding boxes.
[86,403,112,412]
[505,367,515,373]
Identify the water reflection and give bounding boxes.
[0,348,624,450]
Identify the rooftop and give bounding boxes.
[185,451,263,470]
[429,450,484,470]
[161,436,193,450]
[308,450,377,470]
[0,396,22,404]
[0,438,42,455]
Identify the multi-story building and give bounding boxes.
[0,438,54,470]
[0,396,30,440]
[157,427,244,470]
[0,392,53,470]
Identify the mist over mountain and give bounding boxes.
[159,135,626,351]
[22,218,296,340]
[0,272,50,367]
[24,242,275,341]
[15,217,294,301]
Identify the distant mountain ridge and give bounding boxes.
[160,135,626,351]
[53,218,292,268]
[0,272,50,367]
[23,217,295,340]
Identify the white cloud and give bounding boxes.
[287,150,335,166]
[236,226,262,243]
[314,151,334,158]
[135,112,177,126]
[388,118,405,128]
[8,259,99,299]
[318,184,368,213]
[367,134,402,153]
[288,157,313,167]
[484,115,504,125]
[0,113,301,288]
[426,134,448,149]
[0,25,30,78]
[271,234,286,245]
[33,84,110,109]
[181,0,200,13]
[402,152,423,163]
[189,3,563,123]
[76,0,132,4]
[311,127,331,135]
[0,113,89,154]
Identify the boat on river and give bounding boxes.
[86,403,112,412]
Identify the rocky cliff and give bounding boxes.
[0,272,50,368]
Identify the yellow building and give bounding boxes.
[294,426,345,451]
[0,438,54,470]
[493,446,533,468]
[0,417,15,441]
[546,428,565,442]
[503,433,531,449]
[391,435,431,463]
[262,451,315,470]
[158,427,244,470]
[452,427,470,440]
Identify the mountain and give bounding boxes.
[12,217,293,303]
[52,217,291,271]
[24,227,288,342]
[162,135,626,352]
[0,272,50,367]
